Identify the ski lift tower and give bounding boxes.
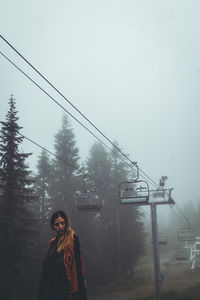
[119,174,175,295]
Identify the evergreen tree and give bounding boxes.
[0,95,36,299]
[86,141,112,192]
[108,142,146,279]
[78,141,146,284]
[105,142,130,279]
[84,141,113,285]
[52,114,79,212]
[35,149,53,225]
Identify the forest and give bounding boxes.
[0,96,147,300]
[1,96,200,300]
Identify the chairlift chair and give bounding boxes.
[158,232,167,245]
[76,191,102,211]
[177,227,195,242]
[175,248,190,261]
[175,242,190,261]
[118,180,149,205]
[75,174,102,211]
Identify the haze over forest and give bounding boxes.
[1,0,200,218]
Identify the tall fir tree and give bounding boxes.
[105,142,131,279]
[0,95,36,299]
[83,141,146,283]
[109,143,146,279]
[51,114,79,213]
[86,141,112,192]
[35,149,53,225]
[82,141,112,285]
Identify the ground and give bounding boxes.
[88,252,200,300]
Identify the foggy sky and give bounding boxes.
[0,0,200,222]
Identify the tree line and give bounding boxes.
[0,95,146,300]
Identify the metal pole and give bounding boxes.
[151,203,161,294]
[116,202,121,278]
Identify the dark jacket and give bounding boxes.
[38,234,87,300]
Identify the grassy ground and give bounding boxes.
[89,254,200,300]
[129,284,200,300]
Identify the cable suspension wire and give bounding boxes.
[19,134,156,212]
[174,202,195,231]
[20,136,195,244]
[19,132,107,188]
[20,133,196,237]
[0,34,160,189]
[2,48,192,229]
[170,205,186,226]
[0,50,159,189]
[0,36,196,235]
[0,51,135,171]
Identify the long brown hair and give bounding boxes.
[51,210,74,253]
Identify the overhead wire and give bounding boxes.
[174,202,196,232]
[14,136,197,258]
[19,132,107,188]
[21,135,178,224]
[1,36,199,274]
[0,34,160,189]
[0,52,114,155]
[1,35,195,230]
[170,205,187,226]
[0,50,142,177]
[0,49,159,189]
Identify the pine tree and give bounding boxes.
[81,142,111,284]
[0,95,36,299]
[52,114,79,212]
[35,149,53,225]
[78,141,146,284]
[86,141,112,192]
[104,142,146,280]
[106,142,131,279]
[109,143,146,279]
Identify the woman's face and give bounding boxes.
[53,216,66,235]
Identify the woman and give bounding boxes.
[38,210,87,300]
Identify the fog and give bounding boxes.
[0,0,200,217]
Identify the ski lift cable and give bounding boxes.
[0,42,193,225]
[0,51,189,222]
[169,205,187,226]
[0,51,125,167]
[20,133,155,212]
[0,34,159,188]
[18,132,107,189]
[173,203,195,232]
[0,50,156,188]
[0,35,160,189]
[5,117,195,236]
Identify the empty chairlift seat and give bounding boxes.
[158,232,167,245]
[75,191,102,210]
[75,173,102,211]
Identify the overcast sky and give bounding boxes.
[0,0,200,224]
